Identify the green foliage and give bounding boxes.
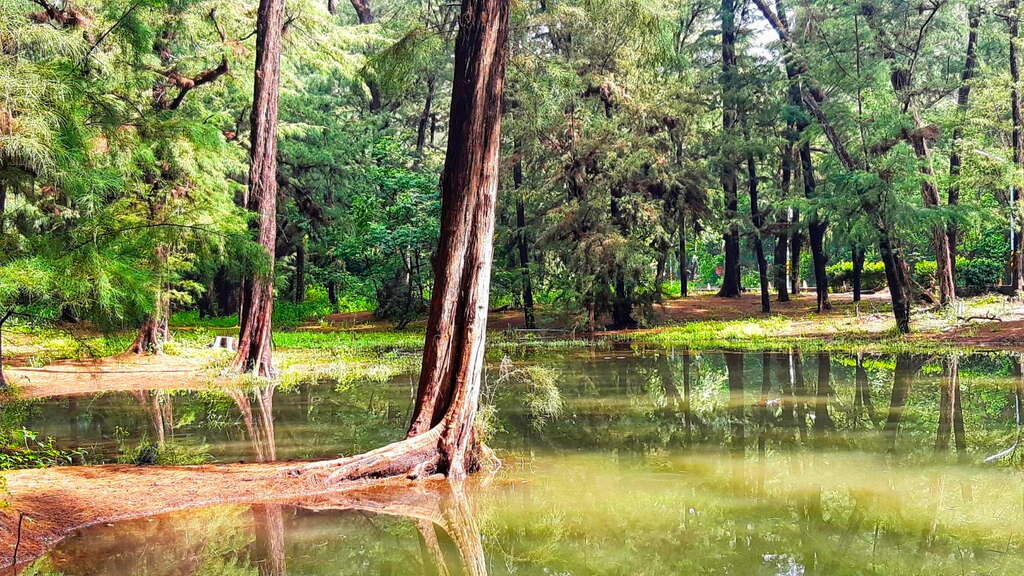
[957,258,1003,290]
[827,261,887,291]
[117,438,211,466]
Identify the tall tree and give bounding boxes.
[303,0,510,482]
[1012,0,1024,292]
[233,0,286,377]
[718,0,742,298]
[947,6,981,259]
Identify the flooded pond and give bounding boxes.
[18,349,1024,574]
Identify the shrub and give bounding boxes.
[826,261,886,291]
[957,257,1003,289]
[912,261,937,288]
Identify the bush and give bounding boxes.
[826,261,886,291]
[912,261,937,288]
[957,257,1003,289]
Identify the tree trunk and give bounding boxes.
[350,0,374,23]
[1012,0,1024,293]
[678,207,688,297]
[514,160,536,329]
[0,182,6,236]
[789,211,802,295]
[415,76,436,164]
[233,0,285,378]
[608,189,636,329]
[303,0,510,483]
[327,280,339,312]
[879,232,912,333]
[774,211,790,302]
[852,247,865,302]
[292,236,306,305]
[799,143,831,312]
[747,150,770,313]
[948,7,980,259]
[717,0,741,298]
[0,311,10,389]
[129,313,164,354]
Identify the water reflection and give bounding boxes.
[15,350,1024,574]
[31,480,490,576]
[19,350,1024,465]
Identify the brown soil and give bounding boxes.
[5,354,223,399]
[0,461,451,570]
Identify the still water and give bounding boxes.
[20,349,1024,574]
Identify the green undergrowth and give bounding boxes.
[629,317,979,355]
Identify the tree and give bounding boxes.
[717,0,742,298]
[302,0,510,482]
[233,0,287,377]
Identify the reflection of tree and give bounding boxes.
[301,481,488,576]
[935,355,966,456]
[252,504,288,576]
[885,355,925,451]
[228,383,277,462]
[813,353,833,433]
[724,352,744,455]
[852,353,878,429]
[130,390,173,447]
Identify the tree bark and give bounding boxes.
[773,224,789,302]
[233,0,286,377]
[292,236,306,305]
[678,207,688,297]
[852,247,865,302]
[415,76,436,165]
[789,210,802,295]
[0,310,11,389]
[717,0,742,298]
[513,160,536,329]
[1012,0,1024,293]
[799,143,831,312]
[947,7,980,259]
[304,0,510,483]
[747,149,771,313]
[350,0,374,23]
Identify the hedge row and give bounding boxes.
[826,258,1004,292]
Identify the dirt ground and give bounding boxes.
[5,354,223,399]
[0,461,460,571]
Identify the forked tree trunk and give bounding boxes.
[233,0,285,378]
[301,0,510,483]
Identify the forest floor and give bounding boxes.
[5,290,1024,397]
